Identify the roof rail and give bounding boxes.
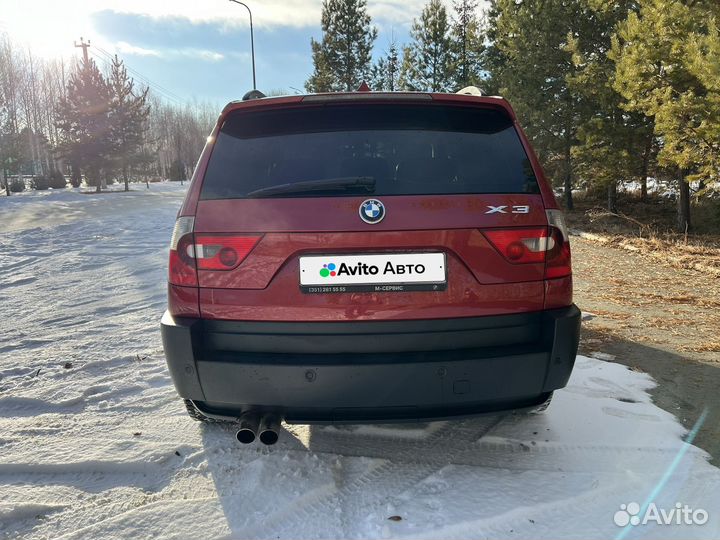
[456,86,483,97]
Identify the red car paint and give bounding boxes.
[168,92,572,323]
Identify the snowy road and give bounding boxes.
[1,185,718,540]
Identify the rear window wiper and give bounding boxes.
[244,176,375,198]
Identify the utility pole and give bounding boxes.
[74,37,90,63]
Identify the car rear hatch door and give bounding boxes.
[192,99,550,321]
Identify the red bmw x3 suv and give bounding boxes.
[161,89,580,444]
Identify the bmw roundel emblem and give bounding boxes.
[359,199,386,224]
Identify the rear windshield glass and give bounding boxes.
[200,103,539,199]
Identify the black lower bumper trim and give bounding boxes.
[192,392,554,424]
[161,306,581,423]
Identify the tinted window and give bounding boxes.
[200,104,539,199]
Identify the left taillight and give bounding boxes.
[192,234,261,271]
[169,218,261,284]
[168,216,197,286]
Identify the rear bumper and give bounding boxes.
[161,305,581,423]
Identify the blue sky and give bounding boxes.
[89,10,330,103]
[0,0,484,108]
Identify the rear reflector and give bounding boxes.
[192,234,261,271]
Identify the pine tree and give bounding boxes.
[450,0,485,89]
[56,58,112,192]
[566,0,654,211]
[306,0,377,92]
[369,39,401,91]
[400,0,453,92]
[108,55,150,192]
[611,0,720,230]
[485,0,584,209]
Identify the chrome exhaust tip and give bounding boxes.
[235,412,260,444]
[258,414,281,445]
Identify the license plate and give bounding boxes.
[299,253,446,293]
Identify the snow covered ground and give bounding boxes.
[1,185,719,540]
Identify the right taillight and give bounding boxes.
[169,216,197,286]
[481,209,572,280]
[483,227,553,264]
[544,209,572,279]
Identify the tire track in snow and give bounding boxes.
[254,416,507,538]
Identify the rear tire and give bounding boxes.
[183,399,225,423]
[529,392,553,414]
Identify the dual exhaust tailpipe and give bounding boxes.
[236,412,281,445]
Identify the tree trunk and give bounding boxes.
[677,175,691,232]
[3,168,10,196]
[123,164,129,192]
[640,134,652,201]
[607,181,617,213]
[563,146,574,210]
[70,163,81,188]
[91,167,101,193]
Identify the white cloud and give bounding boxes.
[0,0,487,37]
[179,49,225,62]
[115,41,162,57]
[124,0,488,29]
[113,43,227,62]
[92,0,323,29]
[0,0,490,62]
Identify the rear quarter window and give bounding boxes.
[200,103,539,199]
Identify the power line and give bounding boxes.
[95,45,186,103]
[89,49,185,106]
[92,46,186,104]
[90,50,180,106]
